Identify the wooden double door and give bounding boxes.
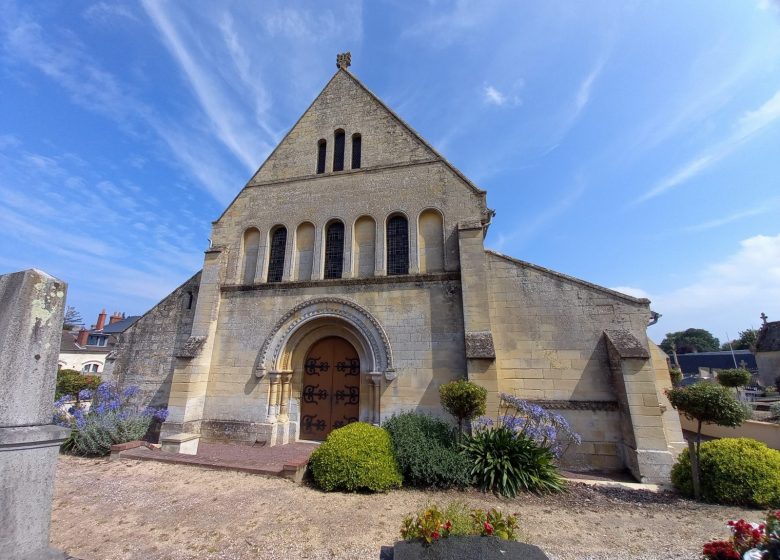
[300,337,360,441]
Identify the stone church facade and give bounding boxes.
[106,55,684,483]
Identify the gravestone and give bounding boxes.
[0,269,70,559]
[390,536,550,560]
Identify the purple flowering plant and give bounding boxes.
[53,382,168,456]
[473,393,582,460]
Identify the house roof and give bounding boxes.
[674,350,757,375]
[756,321,780,352]
[59,330,112,354]
[100,315,141,334]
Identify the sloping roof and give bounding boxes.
[485,249,651,305]
[756,321,780,352]
[100,315,141,334]
[337,68,485,195]
[215,66,487,224]
[59,330,111,354]
[674,350,757,375]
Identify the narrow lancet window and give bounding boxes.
[267,226,287,283]
[351,133,361,169]
[324,221,345,279]
[333,129,345,172]
[316,140,326,174]
[387,215,409,275]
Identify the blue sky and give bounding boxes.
[1,1,779,344]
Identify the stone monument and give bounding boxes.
[0,269,70,559]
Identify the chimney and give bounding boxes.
[109,311,122,325]
[96,309,107,331]
[76,328,89,346]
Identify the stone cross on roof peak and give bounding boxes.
[761,312,768,325]
[337,52,351,70]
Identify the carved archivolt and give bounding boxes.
[255,297,395,379]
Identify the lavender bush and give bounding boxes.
[53,382,168,456]
[474,393,582,459]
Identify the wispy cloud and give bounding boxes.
[682,201,777,233]
[83,2,139,24]
[490,177,587,250]
[647,233,780,340]
[1,8,240,203]
[0,140,205,308]
[483,84,521,107]
[141,1,272,172]
[635,87,780,204]
[574,57,605,116]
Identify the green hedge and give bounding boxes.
[309,422,402,492]
[55,369,100,399]
[383,412,471,488]
[672,438,780,507]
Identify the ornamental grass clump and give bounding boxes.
[308,422,402,492]
[53,382,168,456]
[463,394,577,497]
[463,425,564,497]
[383,412,471,488]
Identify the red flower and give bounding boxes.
[444,521,452,531]
[484,522,494,536]
[431,531,440,540]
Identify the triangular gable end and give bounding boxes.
[249,69,435,184]
[246,69,484,196]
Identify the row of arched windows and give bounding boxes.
[240,210,445,284]
[316,130,361,174]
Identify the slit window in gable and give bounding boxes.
[316,140,326,174]
[333,129,345,172]
[351,134,361,169]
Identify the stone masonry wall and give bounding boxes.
[106,272,201,408]
[200,276,466,442]
[250,70,436,184]
[485,251,657,471]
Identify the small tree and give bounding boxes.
[63,306,83,329]
[666,383,748,499]
[660,328,720,354]
[439,379,487,436]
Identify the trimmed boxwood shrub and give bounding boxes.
[671,438,780,507]
[383,412,471,488]
[309,422,402,492]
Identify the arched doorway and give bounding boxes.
[300,336,360,441]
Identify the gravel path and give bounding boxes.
[51,455,760,560]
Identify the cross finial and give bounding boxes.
[336,52,351,70]
[761,312,769,325]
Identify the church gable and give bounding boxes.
[250,68,438,184]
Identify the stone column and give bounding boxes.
[374,219,386,276]
[278,371,293,423]
[408,213,420,275]
[368,372,383,425]
[281,227,295,282]
[267,372,281,423]
[0,269,70,560]
[311,225,324,280]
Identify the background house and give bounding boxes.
[58,309,139,374]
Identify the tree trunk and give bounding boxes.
[689,421,702,500]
